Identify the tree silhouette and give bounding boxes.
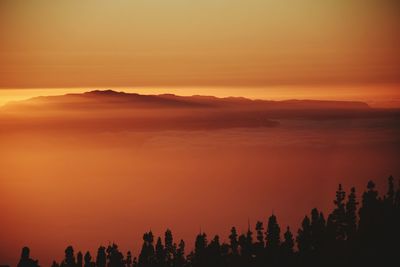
[155,237,165,267]
[297,216,312,255]
[83,252,93,267]
[345,187,358,240]
[62,246,76,267]
[310,208,325,253]
[207,235,222,267]
[266,214,281,250]
[265,214,280,265]
[96,247,106,267]
[174,240,185,267]
[77,252,83,267]
[17,247,40,267]
[138,232,155,267]
[228,227,238,256]
[164,230,174,267]
[332,184,346,241]
[281,227,294,254]
[126,252,132,267]
[106,244,124,267]
[13,176,400,267]
[193,233,207,267]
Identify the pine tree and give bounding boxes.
[266,214,281,251]
[175,240,185,267]
[77,252,83,267]
[194,233,207,267]
[84,252,91,267]
[245,226,253,259]
[281,227,294,254]
[63,246,76,267]
[345,187,358,240]
[332,184,346,241]
[155,237,165,267]
[164,229,174,267]
[310,208,325,250]
[17,247,39,267]
[107,244,124,267]
[238,234,247,258]
[254,221,265,264]
[229,227,239,255]
[255,221,264,248]
[126,251,132,267]
[96,247,106,267]
[297,216,312,254]
[358,180,380,236]
[139,232,155,267]
[208,235,222,267]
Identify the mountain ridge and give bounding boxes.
[2,89,371,111]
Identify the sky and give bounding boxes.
[1,2,400,265]
[0,0,399,94]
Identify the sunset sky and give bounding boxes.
[2,1,400,266]
[0,0,399,106]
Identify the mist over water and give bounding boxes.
[1,0,400,265]
[1,117,399,266]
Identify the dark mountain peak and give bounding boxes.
[84,89,127,96]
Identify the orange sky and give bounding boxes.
[1,2,400,264]
[0,0,399,98]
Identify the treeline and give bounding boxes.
[18,177,400,267]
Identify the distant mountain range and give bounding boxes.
[2,90,397,132]
[2,89,371,111]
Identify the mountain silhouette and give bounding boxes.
[2,90,396,132]
[2,90,371,111]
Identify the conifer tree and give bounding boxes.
[96,247,106,267]
[266,214,281,251]
[229,227,239,255]
[310,208,326,250]
[332,184,346,241]
[84,252,91,267]
[345,187,358,240]
[126,251,132,267]
[164,229,174,267]
[255,221,264,247]
[155,237,165,267]
[63,246,76,267]
[175,240,185,267]
[281,227,294,254]
[77,252,83,267]
[359,180,380,236]
[194,233,207,267]
[297,216,312,254]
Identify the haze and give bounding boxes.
[1,92,400,266]
[1,0,400,266]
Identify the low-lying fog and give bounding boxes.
[1,115,399,266]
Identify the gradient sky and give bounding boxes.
[2,2,400,265]
[0,0,399,90]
